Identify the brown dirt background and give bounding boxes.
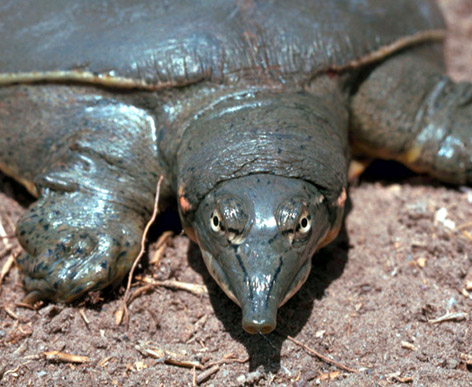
[1,1,472,385]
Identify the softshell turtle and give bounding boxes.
[0,0,470,334]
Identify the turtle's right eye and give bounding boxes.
[296,209,312,235]
[276,198,313,244]
[210,210,224,233]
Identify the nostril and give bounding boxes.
[243,324,258,334]
[242,319,276,335]
[260,324,275,334]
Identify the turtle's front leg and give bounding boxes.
[7,90,166,302]
[350,45,472,185]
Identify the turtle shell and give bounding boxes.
[0,0,444,89]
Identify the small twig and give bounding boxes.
[197,365,220,385]
[4,214,16,235]
[149,231,173,265]
[127,284,155,304]
[287,335,358,373]
[3,361,32,377]
[136,341,203,369]
[0,253,17,288]
[22,354,42,361]
[43,351,89,363]
[118,176,163,326]
[0,217,13,249]
[4,305,20,320]
[98,356,115,367]
[457,221,472,230]
[204,353,249,369]
[0,215,18,290]
[0,234,17,240]
[391,375,414,383]
[462,230,472,242]
[79,309,90,327]
[401,341,418,351]
[428,311,468,324]
[0,246,13,259]
[137,277,208,296]
[13,340,28,355]
[318,371,341,381]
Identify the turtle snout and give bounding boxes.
[242,302,277,334]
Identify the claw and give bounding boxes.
[22,290,43,305]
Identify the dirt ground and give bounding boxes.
[1,1,472,386]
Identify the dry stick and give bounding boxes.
[0,254,15,288]
[457,221,472,230]
[0,234,17,239]
[79,308,90,328]
[0,216,17,290]
[136,341,203,369]
[0,216,13,250]
[196,365,220,385]
[149,230,173,265]
[204,354,249,369]
[127,284,155,304]
[3,361,33,377]
[287,335,358,373]
[98,356,115,367]
[119,176,164,327]
[137,277,208,296]
[0,245,13,259]
[462,230,472,242]
[428,311,468,324]
[43,351,89,363]
[192,367,197,387]
[4,305,20,320]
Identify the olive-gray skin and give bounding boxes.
[0,0,471,334]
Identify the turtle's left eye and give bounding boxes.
[210,210,224,234]
[297,210,312,235]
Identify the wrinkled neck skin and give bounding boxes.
[175,78,349,333]
[176,79,349,209]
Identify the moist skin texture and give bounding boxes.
[0,0,470,338]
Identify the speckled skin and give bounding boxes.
[0,0,471,333]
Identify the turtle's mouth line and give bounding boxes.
[200,249,241,307]
[279,257,312,306]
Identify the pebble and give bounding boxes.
[446,297,457,309]
[237,370,264,385]
[435,207,456,229]
[446,358,459,369]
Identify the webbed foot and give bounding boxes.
[16,191,145,302]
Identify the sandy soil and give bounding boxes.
[1,1,472,386]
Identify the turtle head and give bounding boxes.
[185,174,340,334]
[176,89,348,333]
